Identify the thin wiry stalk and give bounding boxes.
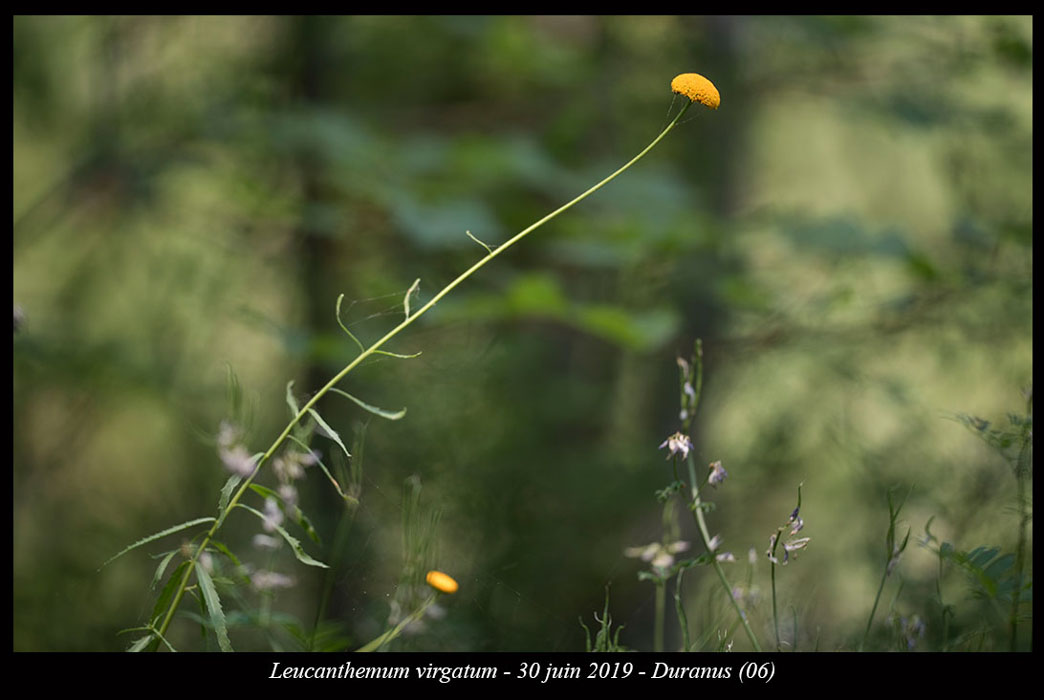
[684,453,762,651]
[153,101,694,647]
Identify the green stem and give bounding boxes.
[674,569,690,652]
[685,453,762,651]
[153,100,694,647]
[771,560,780,650]
[654,581,665,652]
[356,594,438,652]
[860,567,888,651]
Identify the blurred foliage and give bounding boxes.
[14,15,1031,651]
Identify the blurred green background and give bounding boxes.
[13,15,1031,651]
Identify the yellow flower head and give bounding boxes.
[426,570,459,594]
[671,73,720,110]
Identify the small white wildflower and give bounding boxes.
[716,551,736,563]
[708,460,728,487]
[262,497,284,533]
[253,534,281,550]
[251,570,294,591]
[219,444,256,477]
[199,551,214,574]
[659,432,693,460]
[748,546,758,565]
[707,534,722,552]
[278,483,298,508]
[625,540,690,572]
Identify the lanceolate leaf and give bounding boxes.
[150,561,190,627]
[150,550,179,591]
[127,634,155,652]
[195,561,233,651]
[218,474,242,515]
[373,349,422,359]
[308,408,351,457]
[286,380,300,417]
[238,504,329,569]
[100,517,216,570]
[330,388,407,421]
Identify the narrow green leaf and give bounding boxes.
[218,474,242,515]
[330,387,407,421]
[248,483,280,501]
[285,433,352,504]
[127,634,154,652]
[335,294,366,353]
[466,230,494,255]
[373,349,422,359]
[195,561,233,652]
[150,550,179,591]
[150,561,190,627]
[286,380,300,417]
[100,517,216,570]
[208,540,244,570]
[238,504,329,569]
[308,408,351,457]
[404,278,420,318]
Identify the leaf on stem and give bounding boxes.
[195,560,233,651]
[404,278,421,318]
[335,294,366,353]
[308,408,351,457]
[286,380,300,417]
[466,230,495,255]
[150,550,179,591]
[286,434,358,506]
[99,517,217,570]
[373,348,423,359]
[238,504,329,569]
[330,387,406,421]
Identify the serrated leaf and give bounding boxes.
[100,517,217,570]
[295,509,322,545]
[286,380,300,417]
[308,408,351,457]
[238,504,329,569]
[127,634,154,652]
[195,561,232,651]
[330,387,406,421]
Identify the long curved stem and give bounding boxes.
[153,101,693,646]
